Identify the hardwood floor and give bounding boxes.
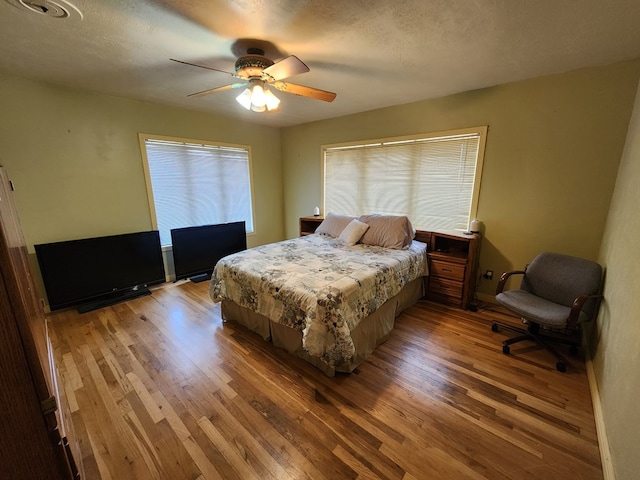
[47,281,603,480]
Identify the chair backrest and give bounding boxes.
[521,252,602,316]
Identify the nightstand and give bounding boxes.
[426,231,479,309]
[299,216,323,236]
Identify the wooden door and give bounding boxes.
[0,166,76,479]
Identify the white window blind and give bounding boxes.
[141,136,254,246]
[324,128,486,231]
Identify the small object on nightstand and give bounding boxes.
[464,219,481,235]
[313,206,320,216]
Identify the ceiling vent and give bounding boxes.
[6,0,82,19]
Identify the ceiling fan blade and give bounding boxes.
[273,81,336,102]
[170,58,238,78]
[187,83,247,98]
[263,55,310,81]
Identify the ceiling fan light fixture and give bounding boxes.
[235,79,280,112]
[235,88,252,110]
[175,44,336,110]
[250,81,266,108]
[264,89,281,112]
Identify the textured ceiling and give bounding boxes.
[1,0,640,128]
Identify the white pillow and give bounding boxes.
[315,212,357,237]
[338,219,370,246]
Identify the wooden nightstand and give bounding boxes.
[299,216,323,236]
[426,231,479,309]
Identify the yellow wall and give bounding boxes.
[593,81,640,479]
[3,62,637,299]
[0,73,284,251]
[281,60,640,298]
[1,57,639,479]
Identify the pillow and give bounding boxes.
[338,219,370,246]
[315,212,357,237]
[358,214,415,249]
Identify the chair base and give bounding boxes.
[491,320,580,372]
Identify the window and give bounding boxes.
[323,126,487,231]
[139,134,255,246]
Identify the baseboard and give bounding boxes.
[584,344,616,480]
[475,292,494,304]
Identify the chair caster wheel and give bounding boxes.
[491,323,499,332]
[556,362,567,372]
[569,345,578,356]
[502,344,510,354]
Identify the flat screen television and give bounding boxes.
[35,230,165,313]
[171,221,247,282]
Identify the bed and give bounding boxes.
[209,213,428,376]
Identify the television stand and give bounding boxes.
[189,273,212,283]
[77,286,152,313]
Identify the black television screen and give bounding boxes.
[35,230,165,312]
[171,221,247,282]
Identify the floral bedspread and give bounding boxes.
[209,234,427,366]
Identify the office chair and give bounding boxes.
[491,252,603,372]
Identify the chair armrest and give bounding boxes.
[495,270,526,295]
[567,293,604,327]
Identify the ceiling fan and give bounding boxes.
[171,47,337,112]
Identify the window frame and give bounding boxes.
[138,133,257,247]
[321,126,488,231]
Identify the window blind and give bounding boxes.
[142,138,254,246]
[324,129,485,231]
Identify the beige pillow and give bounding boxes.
[359,214,415,249]
[338,219,370,245]
[315,212,357,237]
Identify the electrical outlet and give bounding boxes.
[483,270,493,280]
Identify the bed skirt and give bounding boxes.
[220,276,424,376]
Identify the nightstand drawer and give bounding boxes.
[428,276,463,297]
[429,260,466,281]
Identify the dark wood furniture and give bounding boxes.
[299,216,323,236]
[299,216,479,309]
[426,231,479,309]
[0,166,81,479]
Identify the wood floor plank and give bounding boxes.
[371,335,592,461]
[47,281,604,480]
[212,387,327,479]
[202,394,295,480]
[223,364,358,479]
